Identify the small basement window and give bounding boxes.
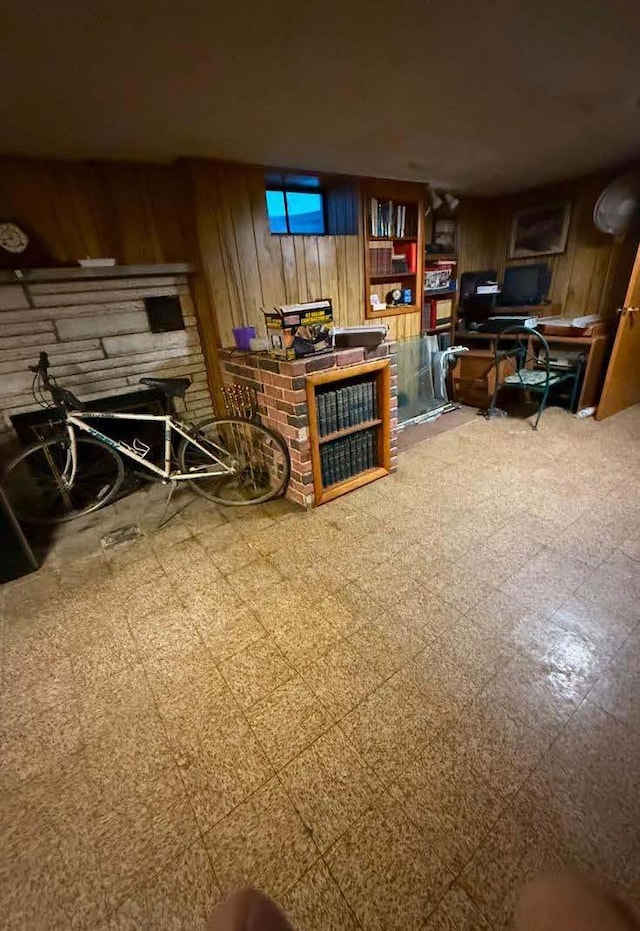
[265,172,326,235]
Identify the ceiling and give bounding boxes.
[2,0,640,194]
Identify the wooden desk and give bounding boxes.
[454,329,610,411]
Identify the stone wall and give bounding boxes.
[0,267,215,442]
[220,344,398,508]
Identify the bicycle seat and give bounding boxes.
[139,377,191,398]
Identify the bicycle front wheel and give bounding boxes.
[178,417,290,505]
[2,436,125,523]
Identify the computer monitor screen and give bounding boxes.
[500,264,551,306]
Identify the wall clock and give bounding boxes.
[0,222,29,254]
[0,220,54,269]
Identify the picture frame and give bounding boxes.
[432,217,457,253]
[508,201,572,259]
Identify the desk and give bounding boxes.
[454,329,609,411]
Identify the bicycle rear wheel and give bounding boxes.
[2,436,125,523]
[178,417,290,505]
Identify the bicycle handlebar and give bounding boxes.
[28,352,50,376]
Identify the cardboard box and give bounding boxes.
[264,299,334,360]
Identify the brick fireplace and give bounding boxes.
[220,343,398,508]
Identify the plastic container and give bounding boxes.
[232,327,256,350]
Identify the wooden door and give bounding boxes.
[596,244,640,420]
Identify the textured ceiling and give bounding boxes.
[2,0,640,193]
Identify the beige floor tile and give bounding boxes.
[0,755,105,929]
[589,631,640,733]
[280,726,382,851]
[393,735,504,872]
[445,700,553,799]
[574,561,640,623]
[281,859,359,931]
[219,637,294,709]
[498,549,592,615]
[424,884,493,931]
[430,624,514,691]
[388,580,460,642]
[301,638,382,720]
[227,557,283,596]
[459,789,587,929]
[325,797,453,931]
[341,668,442,786]
[547,700,640,816]
[209,538,262,575]
[92,765,200,913]
[176,721,274,834]
[204,776,318,899]
[506,612,608,697]
[247,675,333,770]
[348,619,427,679]
[195,604,267,663]
[272,611,344,668]
[107,838,221,930]
[196,520,243,552]
[550,595,635,659]
[320,585,382,637]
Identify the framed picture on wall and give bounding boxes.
[508,201,572,259]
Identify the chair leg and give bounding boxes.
[488,381,500,419]
[533,385,550,430]
[569,372,581,412]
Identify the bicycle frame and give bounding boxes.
[60,410,235,487]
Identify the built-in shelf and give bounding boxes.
[370,272,416,281]
[424,287,457,299]
[318,418,383,445]
[369,235,417,242]
[425,253,458,262]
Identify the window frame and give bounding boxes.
[265,174,327,236]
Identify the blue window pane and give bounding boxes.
[286,191,325,234]
[266,190,287,233]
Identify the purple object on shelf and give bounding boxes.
[232,327,256,350]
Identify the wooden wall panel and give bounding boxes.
[458,172,639,323]
[186,160,366,347]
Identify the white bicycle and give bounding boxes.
[2,352,290,523]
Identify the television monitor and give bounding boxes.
[500,263,551,306]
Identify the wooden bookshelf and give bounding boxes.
[306,359,391,506]
[363,180,425,320]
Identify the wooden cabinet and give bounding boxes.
[306,359,391,505]
[452,350,510,408]
[363,180,425,321]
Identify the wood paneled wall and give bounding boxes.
[2,156,636,401]
[188,160,368,347]
[455,172,639,321]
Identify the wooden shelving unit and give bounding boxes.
[363,180,425,320]
[423,253,458,335]
[306,359,391,505]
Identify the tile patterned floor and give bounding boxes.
[2,405,640,930]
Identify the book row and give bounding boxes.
[321,430,377,486]
[316,381,378,436]
[369,198,417,238]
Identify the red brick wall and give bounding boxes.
[220,344,398,508]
